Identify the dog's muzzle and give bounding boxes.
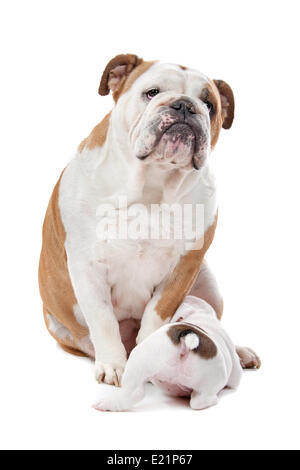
[136,98,209,170]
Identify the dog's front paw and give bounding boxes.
[236,346,261,369]
[95,361,125,386]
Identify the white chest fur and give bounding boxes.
[104,238,183,320]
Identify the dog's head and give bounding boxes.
[99,54,234,170]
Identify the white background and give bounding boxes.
[0,0,299,450]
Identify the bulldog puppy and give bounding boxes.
[39,54,260,387]
[94,296,243,411]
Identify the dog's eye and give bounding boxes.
[146,88,160,100]
[204,100,214,115]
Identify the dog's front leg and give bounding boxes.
[68,258,127,385]
[136,282,170,344]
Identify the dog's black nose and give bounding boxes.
[170,99,196,116]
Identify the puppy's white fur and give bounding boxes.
[94,296,242,411]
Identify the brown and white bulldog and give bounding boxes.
[39,54,260,386]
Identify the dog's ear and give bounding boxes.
[213,80,234,129]
[99,54,143,100]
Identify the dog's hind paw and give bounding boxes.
[236,346,261,369]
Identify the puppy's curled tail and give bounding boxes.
[182,331,200,350]
[168,324,200,351]
[167,323,218,359]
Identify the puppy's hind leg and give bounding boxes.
[93,383,146,412]
[190,390,218,410]
[189,357,227,410]
[94,366,147,412]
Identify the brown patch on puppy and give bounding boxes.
[179,64,187,70]
[98,54,143,101]
[78,112,111,152]
[167,322,217,359]
[155,213,218,321]
[39,173,89,355]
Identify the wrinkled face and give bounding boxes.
[116,63,224,170]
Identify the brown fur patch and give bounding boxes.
[98,54,143,98]
[216,298,224,320]
[213,79,235,130]
[167,322,217,359]
[59,342,88,357]
[38,173,89,354]
[44,307,88,357]
[236,346,261,369]
[200,81,224,149]
[78,112,111,152]
[119,61,156,98]
[155,214,218,321]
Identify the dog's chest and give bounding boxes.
[100,238,184,320]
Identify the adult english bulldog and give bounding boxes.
[39,54,260,386]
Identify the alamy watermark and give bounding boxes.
[96,196,204,250]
